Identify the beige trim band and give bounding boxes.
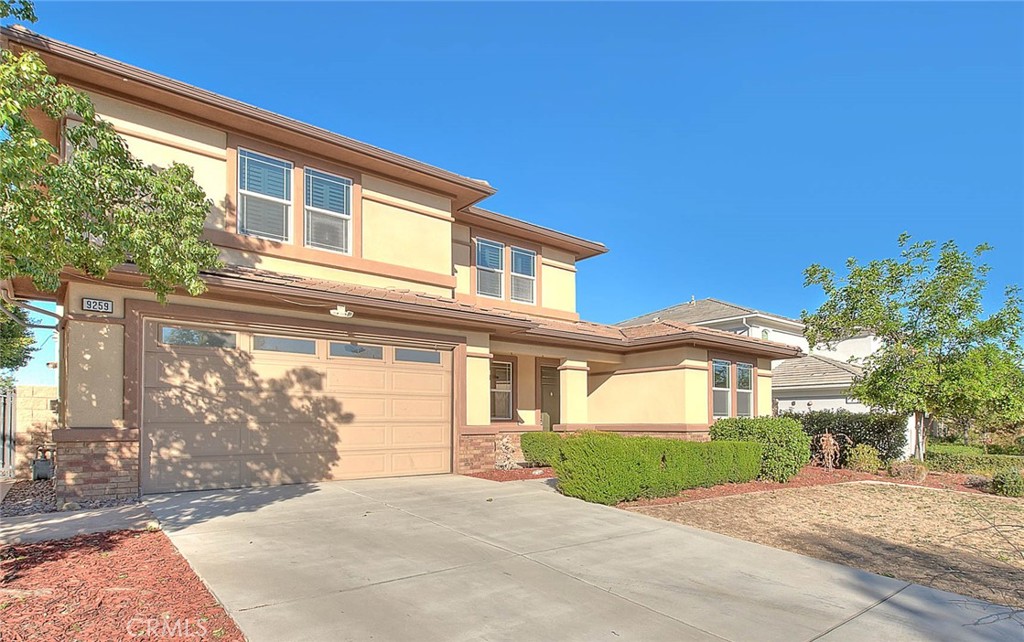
[557,364,590,372]
[52,428,139,442]
[362,191,455,222]
[604,363,709,376]
[466,351,494,360]
[552,424,710,433]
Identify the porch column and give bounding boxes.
[558,359,589,425]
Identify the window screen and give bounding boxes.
[238,149,292,241]
[476,239,504,298]
[490,361,513,421]
[510,247,536,304]
[305,168,352,253]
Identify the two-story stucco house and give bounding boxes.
[2,29,801,499]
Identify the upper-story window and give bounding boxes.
[305,168,352,254]
[476,239,504,299]
[238,149,292,242]
[510,247,536,304]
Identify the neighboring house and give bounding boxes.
[621,298,915,456]
[0,29,801,499]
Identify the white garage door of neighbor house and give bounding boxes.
[141,321,453,493]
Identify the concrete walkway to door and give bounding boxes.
[145,475,1021,642]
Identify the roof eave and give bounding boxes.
[1,26,496,211]
[458,207,608,260]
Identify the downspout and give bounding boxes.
[0,283,61,329]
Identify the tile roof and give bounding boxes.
[186,266,801,357]
[773,354,863,389]
[617,297,800,327]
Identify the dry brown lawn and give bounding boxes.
[630,481,1024,609]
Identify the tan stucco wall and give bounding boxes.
[465,331,492,426]
[87,91,229,230]
[361,176,453,276]
[452,223,472,296]
[588,347,709,424]
[63,320,124,428]
[559,360,589,423]
[515,354,537,425]
[540,247,576,314]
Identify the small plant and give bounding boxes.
[888,460,928,483]
[846,444,883,473]
[813,430,850,471]
[495,435,519,470]
[990,468,1024,498]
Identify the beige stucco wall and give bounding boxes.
[63,320,124,428]
[540,247,576,314]
[87,91,229,230]
[757,358,773,416]
[361,175,453,276]
[588,347,710,424]
[559,360,589,423]
[452,224,473,296]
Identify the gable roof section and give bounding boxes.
[458,207,607,260]
[773,354,862,389]
[617,297,800,327]
[81,265,801,358]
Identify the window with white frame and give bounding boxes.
[736,362,754,417]
[510,247,536,304]
[490,360,513,421]
[304,168,352,253]
[238,149,292,242]
[476,239,504,299]
[712,359,731,418]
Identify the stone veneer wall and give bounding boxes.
[13,385,58,478]
[52,429,140,501]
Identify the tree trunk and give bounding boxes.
[913,411,926,461]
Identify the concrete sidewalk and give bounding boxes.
[0,503,154,544]
[146,476,1023,641]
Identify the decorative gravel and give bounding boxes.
[0,480,140,518]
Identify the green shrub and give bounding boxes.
[846,444,883,473]
[991,468,1024,498]
[710,417,810,482]
[552,432,762,505]
[520,432,563,466]
[924,450,1024,475]
[927,442,986,456]
[786,410,909,463]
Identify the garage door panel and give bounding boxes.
[143,322,452,493]
[148,457,244,492]
[391,424,451,447]
[391,397,450,420]
[326,367,388,393]
[145,352,248,390]
[390,370,449,394]
[247,422,344,454]
[144,390,250,424]
[147,425,245,457]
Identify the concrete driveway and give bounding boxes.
[145,475,1020,642]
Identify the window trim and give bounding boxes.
[475,238,505,300]
[328,342,384,360]
[304,167,353,255]
[394,347,443,365]
[237,147,294,244]
[711,359,732,419]
[252,333,318,356]
[736,362,754,418]
[490,358,515,422]
[510,246,537,305]
[709,355,759,422]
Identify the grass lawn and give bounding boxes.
[1,530,244,641]
[630,482,1024,610]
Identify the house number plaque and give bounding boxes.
[82,298,114,314]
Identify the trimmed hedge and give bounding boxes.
[552,432,762,505]
[924,449,1024,475]
[710,417,811,482]
[786,410,909,463]
[520,432,563,466]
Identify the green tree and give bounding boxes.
[802,234,1023,459]
[0,302,34,389]
[1,1,220,301]
[938,344,1024,446]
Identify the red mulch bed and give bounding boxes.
[466,466,556,482]
[618,466,982,508]
[1,530,244,642]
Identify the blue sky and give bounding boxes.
[11,1,1024,383]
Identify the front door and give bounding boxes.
[539,365,561,431]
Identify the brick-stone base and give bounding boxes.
[52,429,140,502]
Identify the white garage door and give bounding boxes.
[141,321,452,493]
